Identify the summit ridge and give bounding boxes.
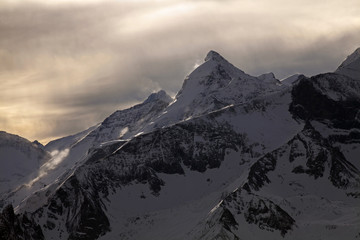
[204,50,226,62]
[335,47,360,80]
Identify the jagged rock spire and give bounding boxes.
[204,50,227,62]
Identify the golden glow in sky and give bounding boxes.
[1,0,359,143]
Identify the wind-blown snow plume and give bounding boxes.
[26,149,69,187]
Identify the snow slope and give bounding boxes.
[336,47,360,80]
[45,125,99,152]
[281,74,302,86]
[0,131,51,202]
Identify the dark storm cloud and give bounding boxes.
[0,0,359,143]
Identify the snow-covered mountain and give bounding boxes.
[1,48,360,240]
[143,50,284,131]
[45,90,172,153]
[190,71,360,240]
[44,125,98,153]
[336,47,360,80]
[85,90,172,143]
[0,90,173,212]
[0,131,51,199]
[281,74,303,86]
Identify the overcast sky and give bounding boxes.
[1,0,360,144]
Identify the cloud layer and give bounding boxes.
[1,0,360,143]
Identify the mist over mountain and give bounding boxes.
[0,48,359,240]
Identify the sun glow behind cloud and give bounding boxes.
[0,0,359,144]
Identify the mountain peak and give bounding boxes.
[281,74,302,86]
[204,50,226,62]
[338,47,360,68]
[335,47,360,80]
[257,72,281,85]
[258,72,276,80]
[143,90,172,104]
[32,140,44,149]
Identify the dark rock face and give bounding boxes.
[0,205,43,240]
[247,153,277,191]
[38,175,111,240]
[287,74,360,190]
[102,118,247,181]
[329,147,360,189]
[208,188,295,238]
[247,123,360,192]
[93,117,247,195]
[219,208,238,232]
[205,122,359,239]
[31,117,249,239]
[290,73,360,129]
